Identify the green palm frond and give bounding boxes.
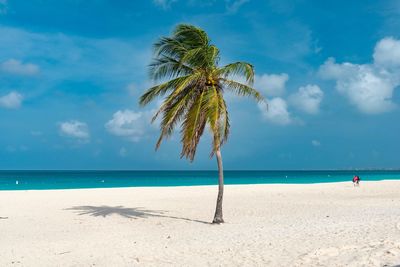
[180,47,207,66]
[139,23,264,161]
[149,55,194,81]
[180,89,207,160]
[216,62,255,84]
[207,45,220,67]
[219,78,264,102]
[153,37,188,59]
[203,85,221,154]
[218,92,230,145]
[155,86,197,149]
[139,74,198,107]
[173,24,209,48]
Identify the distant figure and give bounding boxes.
[352,175,360,187]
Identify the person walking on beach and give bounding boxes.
[352,175,360,186]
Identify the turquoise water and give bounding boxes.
[1,170,400,190]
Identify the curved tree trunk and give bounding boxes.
[212,148,224,224]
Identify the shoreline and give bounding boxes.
[1,179,400,192]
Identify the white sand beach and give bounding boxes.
[1,181,400,266]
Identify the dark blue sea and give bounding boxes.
[1,170,400,190]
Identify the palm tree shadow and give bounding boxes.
[66,205,211,224]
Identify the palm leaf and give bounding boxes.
[180,89,207,160]
[140,23,263,161]
[155,85,199,149]
[216,62,255,84]
[219,78,264,102]
[202,85,221,154]
[139,74,198,107]
[149,55,194,81]
[153,37,188,59]
[173,24,209,48]
[218,92,230,145]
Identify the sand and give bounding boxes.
[1,181,400,266]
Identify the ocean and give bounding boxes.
[1,170,400,190]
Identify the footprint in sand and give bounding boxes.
[396,222,400,231]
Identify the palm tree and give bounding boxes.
[139,24,263,224]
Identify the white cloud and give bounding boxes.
[0,91,23,109]
[289,84,323,114]
[254,73,289,97]
[59,120,90,140]
[373,37,400,68]
[105,109,147,142]
[258,97,292,125]
[319,57,396,114]
[319,37,400,114]
[0,59,39,76]
[311,140,321,147]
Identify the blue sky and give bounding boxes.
[0,0,399,170]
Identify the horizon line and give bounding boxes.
[1,169,400,172]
